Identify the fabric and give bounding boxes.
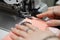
[56,0,60,4]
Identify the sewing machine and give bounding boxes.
[0,0,48,40]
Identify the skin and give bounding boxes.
[10,24,57,40]
[37,6,60,27]
[9,6,60,40]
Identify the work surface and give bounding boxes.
[0,10,24,40]
[0,10,23,31]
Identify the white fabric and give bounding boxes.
[56,0,60,4]
[4,0,22,4]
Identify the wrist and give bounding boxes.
[43,35,60,40]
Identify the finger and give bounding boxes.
[15,24,30,31]
[16,24,32,32]
[10,32,24,40]
[36,10,54,19]
[25,23,38,31]
[48,7,54,10]
[46,20,60,26]
[11,28,28,38]
[15,24,33,33]
[31,17,38,20]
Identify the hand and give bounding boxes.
[10,24,57,40]
[37,6,60,26]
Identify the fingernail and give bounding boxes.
[28,17,33,19]
[36,14,39,16]
[27,16,33,19]
[15,24,18,26]
[11,28,14,30]
[20,22,26,25]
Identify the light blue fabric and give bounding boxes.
[0,29,8,40]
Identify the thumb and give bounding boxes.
[36,10,54,19]
[46,20,60,27]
